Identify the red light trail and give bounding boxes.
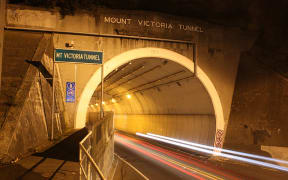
[115,132,247,180]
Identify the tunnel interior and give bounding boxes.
[88,57,216,146]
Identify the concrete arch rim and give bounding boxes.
[75,47,225,143]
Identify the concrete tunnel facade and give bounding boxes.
[0,4,250,159]
[2,1,288,178]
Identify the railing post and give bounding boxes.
[79,148,82,180]
[79,131,106,180]
[87,161,91,180]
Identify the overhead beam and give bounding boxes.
[124,70,186,93]
[106,65,161,94]
[105,64,145,89]
[112,70,188,97]
[134,76,195,94]
[104,62,131,82]
[5,26,195,45]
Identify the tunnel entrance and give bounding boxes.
[89,57,216,145]
[76,48,225,147]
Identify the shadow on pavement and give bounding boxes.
[16,157,47,180]
[34,128,88,162]
[48,160,67,180]
[0,128,87,179]
[0,163,47,180]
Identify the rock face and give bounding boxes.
[225,53,288,147]
[0,31,48,163]
[0,0,5,92]
[0,31,42,127]
[0,32,68,163]
[223,1,288,153]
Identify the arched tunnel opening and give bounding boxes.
[2,2,288,178]
[88,57,216,146]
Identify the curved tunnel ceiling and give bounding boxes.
[90,57,214,115]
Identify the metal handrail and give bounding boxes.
[114,153,149,180]
[79,131,106,180]
[5,26,195,45]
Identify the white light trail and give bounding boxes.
[136,132,288,172]
[147,133,288,165]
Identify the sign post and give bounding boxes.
[51,49,103,140]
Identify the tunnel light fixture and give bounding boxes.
[146,133,288,165]
[111,98,117,103]
[136,133,288,172]
[95,103,99,106]
[126,94,132,99]
[102,101,105,105]
[104,65,145,91]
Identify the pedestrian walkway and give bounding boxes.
[0,128,88,180]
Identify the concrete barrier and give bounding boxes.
[87,111,115,178]
[115,114,216,146]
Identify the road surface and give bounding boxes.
[115,131,288,180]
[115,132,249,180]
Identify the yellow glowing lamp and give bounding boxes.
[126,94,131,99]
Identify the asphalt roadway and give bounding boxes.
[1,129,288,180]
[114,132,288,180]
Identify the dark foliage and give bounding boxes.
[9,0,107,16]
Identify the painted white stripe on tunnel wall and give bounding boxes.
[75,48,225,145]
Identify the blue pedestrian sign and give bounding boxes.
[66,82,75,103]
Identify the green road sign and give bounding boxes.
[55,49,103,64]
